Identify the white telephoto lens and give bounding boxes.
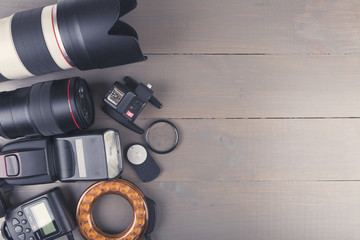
[0,15,34,79]
[41,5,74,70]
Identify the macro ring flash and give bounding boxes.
[77,179,156,240]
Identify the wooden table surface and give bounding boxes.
[1,0,360,239]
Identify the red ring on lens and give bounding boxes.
[51,5,73,67]
[67,78,82,130]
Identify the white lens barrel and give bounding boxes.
[41,5,73,70]
[0,0,145,81]
[0,5,74,80]
[0,15,34,80]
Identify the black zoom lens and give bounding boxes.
[0,78,94,139]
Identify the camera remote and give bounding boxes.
[126,144,160,182]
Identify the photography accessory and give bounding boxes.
[0,0,145,80]
[77,179,156,240]
[126,144,160,182]
[0,77,94,139]
[1,187,76,240]
[0,129,123,187]
[145,120,180,154]
[103,77,162,134]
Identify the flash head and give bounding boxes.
[0,129,123,188]
[0,0,145,80]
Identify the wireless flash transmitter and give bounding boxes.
[103,77,162,134]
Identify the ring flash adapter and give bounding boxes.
[0,0,145,81]
[77,180,156,240]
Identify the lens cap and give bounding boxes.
[145,120,179,154]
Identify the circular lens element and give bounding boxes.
[145,120,180,154]
[73,79,94,128]
[77,180,149,240]
[50,77,94,133]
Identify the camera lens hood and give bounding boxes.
[0,0,145,80]
[57,0,146,71]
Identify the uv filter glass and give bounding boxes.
[145,120,179,154]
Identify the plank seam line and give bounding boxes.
[130,180,360,183]
[98,117,360,120]
[144,53,360,56]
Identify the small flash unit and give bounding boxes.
[1,188,75,240]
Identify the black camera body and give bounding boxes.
[0,129,123,188]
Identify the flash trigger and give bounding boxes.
[103,77,162,134]
[107,87,125,106]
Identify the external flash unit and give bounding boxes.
[1,188,76,240]
[0,129,123,189]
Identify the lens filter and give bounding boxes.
[145,120,179,154]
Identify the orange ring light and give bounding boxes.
[76,179,149,240]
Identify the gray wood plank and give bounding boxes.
[1,55,360,118]
[91,118,360,181]
[0,1,359,240]
[0,0,359,54]
[3,181,360,240]
[1,118,359,182]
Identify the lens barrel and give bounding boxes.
[0,0,145,80]
[0,78,94,139]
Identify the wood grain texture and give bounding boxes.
[2,118,360,240]
[0,0,359,54]
[95,118,360,182]
[3,181,360,240]
[0,0,359,240]
[5,118,360,182]
[1,55,360,118]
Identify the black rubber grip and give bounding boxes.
[29,82,52,136]
[39,81,64,135]
[29,81,66,136]
[0,89,38,139]
[11,7,62,76]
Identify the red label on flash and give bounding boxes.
[126,110,134,118]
